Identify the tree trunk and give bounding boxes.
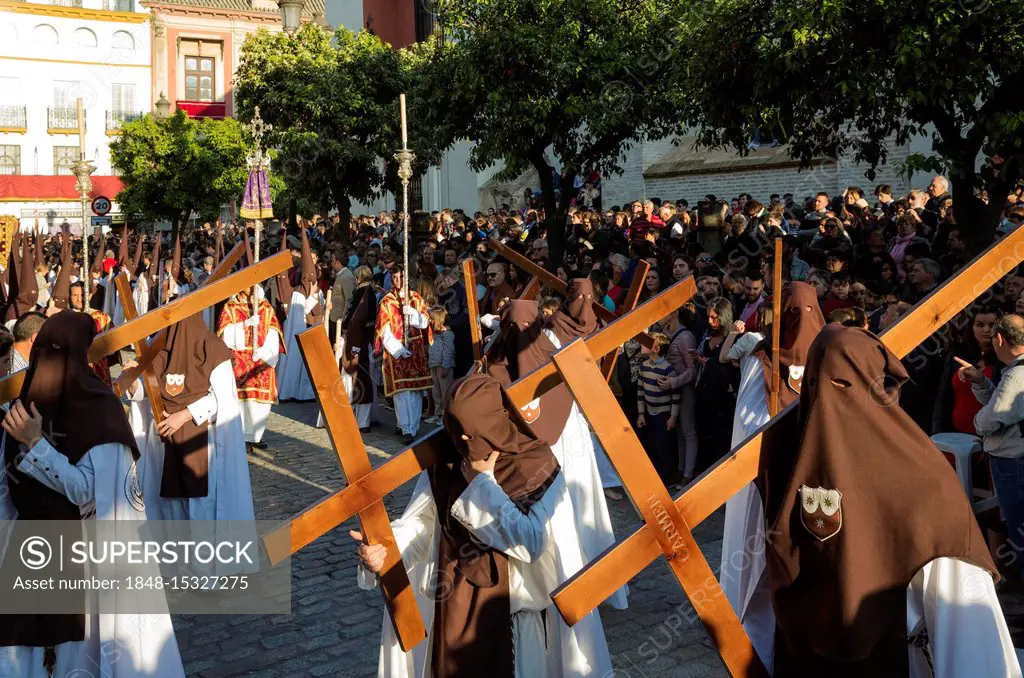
[950,162,1008,251]
[530,152,564,263]
[331,184,352,247]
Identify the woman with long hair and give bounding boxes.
[637,266,664,304]
[933,304,1001,434]
[694,296,739,471]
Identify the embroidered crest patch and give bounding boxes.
[788,365,806,392]
[124,458,145,512]
[520,399,541,424]
[799,485,842,541]
[165,373,185,397]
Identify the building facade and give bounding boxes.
[0,0,151,230]
[143,0,323,122]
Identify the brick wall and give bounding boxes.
[602,135,915,208]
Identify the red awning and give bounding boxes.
[0,175,124,201]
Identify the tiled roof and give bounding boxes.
[150,0,325,18]
[644,135,833,178]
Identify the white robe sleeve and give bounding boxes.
[908,557,1022,678]
[381,325,407,358]
[16,437,96,506]
[186,361,235,426]
[254,328,281,368]
[403,305,429,329]
[449,470,557,563]
[303,293,320,315]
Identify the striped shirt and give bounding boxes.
[637,357,681,417]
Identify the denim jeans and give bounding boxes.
[990,455,1024,574]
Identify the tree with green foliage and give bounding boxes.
[419,0,681,252]
[234,24,445,240]
[110,112,256,230]
[679,0,1024,244]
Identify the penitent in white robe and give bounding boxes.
[0,434,185,678]
[542,328,627,609]
[127,360,255,525]
[276,289,322,401]
[134,275,150,316]
[358,471,613,678]
[720,355,775,667]
[220,313,281,443]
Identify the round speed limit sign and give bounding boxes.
[91,196,111,216]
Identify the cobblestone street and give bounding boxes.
[173,401,732,678]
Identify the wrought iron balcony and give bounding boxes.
[106,110,143,133]
[48,107,80,133]
[0,106,26,132]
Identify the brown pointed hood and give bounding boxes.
[215,221,225,264]
[171,230,182,283]
[148,231,161,283]
[51,229,72,310]
[5,231,38,320]
[90,229,105,276]
[3,233,21,322]
[32,227,44,271]
[131,233,144,276]
[298,227,316,294]
[117,225,129,268]
[274,225,293,305]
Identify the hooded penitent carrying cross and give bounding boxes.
[0,248,289,405]
[260,276,698,648]
[757,324,1016,676]
[547,226,1024,677]
[0,310,186,678]
[276,228,322,401]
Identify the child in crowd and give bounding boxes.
[821,270,856,316]
[426,306,455,424]
[540,296,560,319]
[636,332,681,486]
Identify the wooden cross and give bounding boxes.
[769,237,783,417]
[114,271,166,423]
[273,327,427,651]
[462,258,483,361]
[262,277,698,567]
[548,227,1024,677]
[487,236,654,348]
[600,259,649,380]
[552,338,766,676]
[0,245,285,403]
[519,275,541,301]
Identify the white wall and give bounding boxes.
[0,3,152,176]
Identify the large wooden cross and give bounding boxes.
[488,235,655,348]
[262,276,697,568]
[548,228,1024,677]
[0,245,287,404]
[462,258,483,361]
[278,327,427,650]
